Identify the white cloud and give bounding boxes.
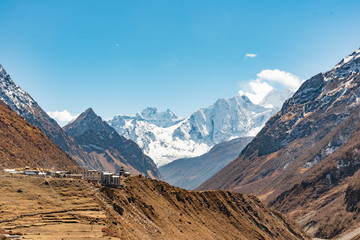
[239,69,302,104]
[47,110,79,126]
[257,69,301,90]
[245,53,257,58]
[239,80,273,104]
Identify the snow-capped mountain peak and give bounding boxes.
[135,107,184,128]
[108,90,293,166]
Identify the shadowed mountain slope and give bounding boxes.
[64,108,161,178]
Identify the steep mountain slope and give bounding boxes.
[198,47,360,238]
[160,137,253,190]
[0,100,79,169]
[109,91,292,166]
[269,115,360,238]
[0,174,307,240]
[64,108,160,178]
[0,64,95,168]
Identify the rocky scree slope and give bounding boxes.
[109,91,292,166]
[160,136,253,190]
[0,64,95,168]
[64,108,160,178]
[0,100,79,169]
[198,47,360,238]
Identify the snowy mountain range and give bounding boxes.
[108,90,293,166]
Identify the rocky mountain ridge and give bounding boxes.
[64,108,161,178]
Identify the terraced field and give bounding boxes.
[0,174,117,239]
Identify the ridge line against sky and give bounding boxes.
[0,0,360,126]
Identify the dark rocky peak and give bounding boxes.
[77,107,99,122]
[64,108,114,138]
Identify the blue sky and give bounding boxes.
[0,0,360,125]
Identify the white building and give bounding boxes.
[82,170,101,182]
[101,172,120,187]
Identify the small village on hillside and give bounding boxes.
[0,166,132,188]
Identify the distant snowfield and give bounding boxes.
[108,90,293,166]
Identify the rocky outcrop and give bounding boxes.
[345,182,360,213]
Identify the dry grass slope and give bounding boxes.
[0,174,307,240]
[0,101,79,170]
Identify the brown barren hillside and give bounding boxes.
[99,176,308,240]
[0,100,79,170]
[0,173,308,240]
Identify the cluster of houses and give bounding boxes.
[2,166,131,188]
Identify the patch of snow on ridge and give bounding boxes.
[0,64,36,114]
